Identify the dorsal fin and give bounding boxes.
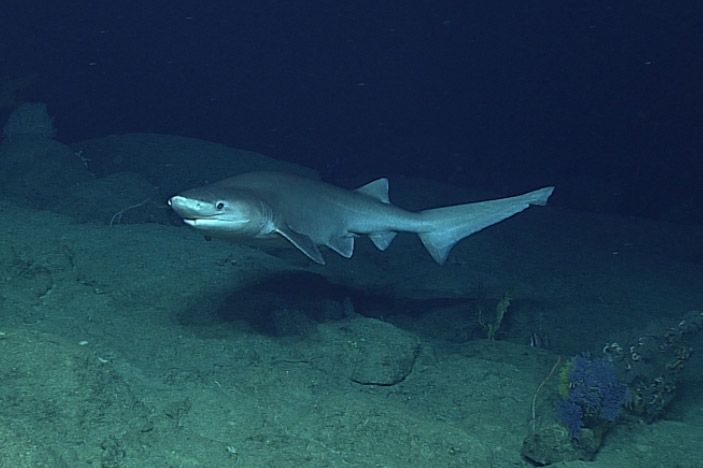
[355,178,390,204]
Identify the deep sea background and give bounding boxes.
[2,4,703,466]
[1,1,701,222]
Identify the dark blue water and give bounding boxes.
[1,1,701,222]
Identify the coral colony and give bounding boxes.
[524,312,702,465]
[604,310,702,422]
[555,353,631,439]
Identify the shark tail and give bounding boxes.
[417,186,554,265]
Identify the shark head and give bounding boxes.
[168,187,276,240]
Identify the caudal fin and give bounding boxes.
[418,186,554,265]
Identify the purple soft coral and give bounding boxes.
[555,353,630,439]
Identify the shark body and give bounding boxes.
[168,171,554,265]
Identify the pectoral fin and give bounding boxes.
[276,225,326,265]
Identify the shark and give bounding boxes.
[168,171,554,265]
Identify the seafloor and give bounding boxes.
[0,134,701,467]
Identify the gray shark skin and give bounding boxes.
[168,171,554,265]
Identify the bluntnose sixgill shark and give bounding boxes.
[168,171,554,265]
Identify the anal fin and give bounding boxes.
[369,231,397,251]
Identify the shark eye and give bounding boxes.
[215,201,226,210]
